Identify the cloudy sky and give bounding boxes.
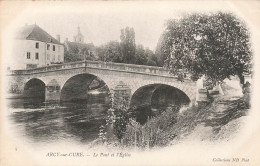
[7,1,242,51]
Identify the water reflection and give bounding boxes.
[7,93,110,144]
[7,88,185,145]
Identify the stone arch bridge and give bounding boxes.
[7,60,198,108]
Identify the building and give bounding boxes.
[11,24,64,70]
[64,26,96,62]
[73,26,84,43]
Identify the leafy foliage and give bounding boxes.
[135,44,147,65]
[120,27,136,64]
[160,12,252,85]
[122,106,181,148]
[96,41,123,63]
[95,27,162,66]
[98,125,107,143]
[111,97,132,141]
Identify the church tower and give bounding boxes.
[73,26,84,43]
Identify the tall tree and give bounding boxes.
[135,44,147,65]
[120,27,136,64]
[155,34,169,67]
[161,12,252,89]
[146,48,158,66]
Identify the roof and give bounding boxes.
[15,24,61,45]
[64,41,95,53]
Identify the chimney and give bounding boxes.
[56,35,60,42]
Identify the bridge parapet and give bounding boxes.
[6,60,198,103]
[7,60,175,77]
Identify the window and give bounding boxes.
[27,52,31,59]
[52,54,55,61]
[47,54,50,60]
[36,42,39,49]
[47,44,50,50]
[35,53,39,60]
[58,55,60,61]
[53,45,55,51]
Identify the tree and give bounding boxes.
[155,34,169,67]
[96,41,122,63]
[161,12,252,89]
[113,97,131,141]
[135,44,147,65]
[120,27,136,64]
[96,27,162,67]
[146,48,160,66]
[96,45,106,61]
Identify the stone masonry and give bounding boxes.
[6,60,197,105]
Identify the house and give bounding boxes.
[64,26,96,62]
[11,24,64,70]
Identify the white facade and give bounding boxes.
[11,39,64,70]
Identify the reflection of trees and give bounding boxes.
[10,90,111,143]
[9,74,113,143]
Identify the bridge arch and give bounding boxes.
[130,84,191,108]
[60,73,111,102]
[130,84,191,124]
[23,78,46,99]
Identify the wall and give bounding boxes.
[45,42,64,66]
[10,39,64,70]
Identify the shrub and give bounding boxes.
[122,106,182,149]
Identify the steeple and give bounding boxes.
[77,25,81,35]
[74,25,84,43]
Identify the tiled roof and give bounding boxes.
[15,24,61,45]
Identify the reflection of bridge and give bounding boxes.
[7,60,198,107]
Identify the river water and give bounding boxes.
[6,92,111,145]
[5,90,181,146]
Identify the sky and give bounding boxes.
[8,1,236,51]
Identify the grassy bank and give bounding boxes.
[120,85,250,149]
[91,83,250,150]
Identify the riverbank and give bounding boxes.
[157,82,249,147]
[94,82,250,150]
[170,95,248,145]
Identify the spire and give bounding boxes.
[74,25,84,43]
[77,25,81,35]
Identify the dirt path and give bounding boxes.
[172,82,250,144]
